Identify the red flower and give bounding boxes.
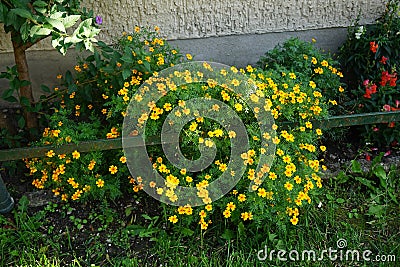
[383,104,391,111]
[380,71,397,87]
[363,83,377,99]
[365,154,371,161]
[370,41,378,53]
[380,56,388,64]
[388,122,395,128]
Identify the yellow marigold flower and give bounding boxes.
[305,121,313,129]
[156,188,164,195]
[189,122,198,131]
[204,139,214,148]
[212,104,220,111]
[309,81,316,89]
[311,57,317,65]
[186,54,193,60]
[237,194,246,202]
[168,215,178,224]
[200,221,208,230]
[290,216,299,225]
[241,212,253,221]
[234,103,243,112]
[227,131,236,138]
[109,165,118,174]
[269,172,277,180]
[316,128,322,135]
[72,150,80,159]
[284,181,294,191]
[226,202,236,211]
[120,156,127,163]
[258,188,267,198]
[223,209,231,218]
[180,168,187,175]
[339,86,345,93]
[199,210,207,218]
[272,137,280,144]
[186,176,193,183]
[46,150,55,158]
[96,179,105,188]
[61,194,68,201]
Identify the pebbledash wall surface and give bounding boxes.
[0,0,388,104]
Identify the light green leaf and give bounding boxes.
[46,17,66,32]
[49,11,65,20]
[62,15,81,28]
[29,26,52,36]
[51,37,60,48]
[20,21,30,41]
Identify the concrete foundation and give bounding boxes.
[1,27,347,108]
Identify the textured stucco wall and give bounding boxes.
[0,0,387,53]
[88,0,386,40]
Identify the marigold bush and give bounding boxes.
[26,28,340,231]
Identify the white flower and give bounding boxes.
[355,26,365,39]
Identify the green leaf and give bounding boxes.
[221,229,235,240]
[11,8,34,20]
[373,165,387,188]
[18,116,25,129]
[335,171,349,184]
[46,17,66,32]
[32,27,52,36]
[238,222,245,236]
[180,228,194,237]
[20,96,31,107]
[2,88,15,99]
[354,177,376,191]
[3,96,18,103]
[33,1,48,8]
[367,205,385,217]
[0,3,6,21]
[20,21,30,41]
[62,15,80,28]
[40,84,50,93]
[351,160,362,173]
[336,198,345,204]
[122,69,131,80]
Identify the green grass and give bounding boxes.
[1,160,399,267]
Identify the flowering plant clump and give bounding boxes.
[127,62,337,231]
[26,27,184,201]
[339,0,400,146]
[257,37,347,116]
[26,27,339,233]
